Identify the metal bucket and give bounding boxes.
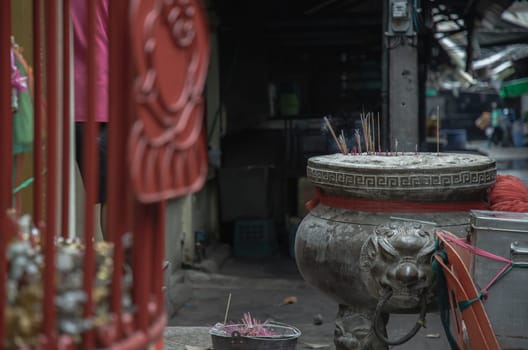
[209,322,301,350]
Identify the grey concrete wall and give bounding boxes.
[389,42,419,150]
[164,2,222,319]
[163,178,220,319]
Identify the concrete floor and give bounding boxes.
[163,144,528,350]
[165,256,452,350]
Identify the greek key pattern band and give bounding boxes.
[307,166,496,190]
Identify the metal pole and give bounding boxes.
[62,0,71,238]
[108,0,132,338]
[33,0,43,226]
[152,201,166,315]
[82,0,99,347]
[43,0,59,346]
[133,202,153,332]
[381,0,389,150]
[0,0,13,345]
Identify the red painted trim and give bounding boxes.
[309,187,489,213]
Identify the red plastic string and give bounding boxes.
[437,231,512,295]
[488,174,528,213]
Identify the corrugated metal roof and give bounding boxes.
[430,0,528,91]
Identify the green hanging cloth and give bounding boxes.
[13,51,34,155]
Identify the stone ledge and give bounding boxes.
[164,326,212,350]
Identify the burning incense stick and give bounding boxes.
[370,113,375,153]
[355,129,362,154]
[224,293,232,325]
[360,114,369,153]
[324,116,343,154]
[340,130,349,154]
[366,114,371,153]
[377,112,381,153]
[370,113,375,154]
[436,106,440,155]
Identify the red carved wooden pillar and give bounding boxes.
[128,0,210,345]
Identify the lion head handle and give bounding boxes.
[360,220,436,309]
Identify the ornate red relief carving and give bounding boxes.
[130,0,209,202]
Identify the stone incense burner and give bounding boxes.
[295,152,496,350]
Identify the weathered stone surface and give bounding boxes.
[163,327,212,350]
[307,152,496,200]
[296,152,497,349]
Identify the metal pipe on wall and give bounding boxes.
[381,0,389,150]
[43,0,60,346]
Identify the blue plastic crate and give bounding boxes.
[233,220,276,258]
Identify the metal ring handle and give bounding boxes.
[372,289,428,346]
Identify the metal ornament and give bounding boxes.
[359,221,436,310]
[295,152,497,350]
[4,215,130,347]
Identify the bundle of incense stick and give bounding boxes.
[436,105,440,155]
[370,113,375,154]
[354,129,362,154]
[377,112,381,153]
[339,130,349,154]
[324,116,346,154]
[360,115,367,153]
[324,112,383,156]
[360,113,376,154]
[223,293,232,325]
